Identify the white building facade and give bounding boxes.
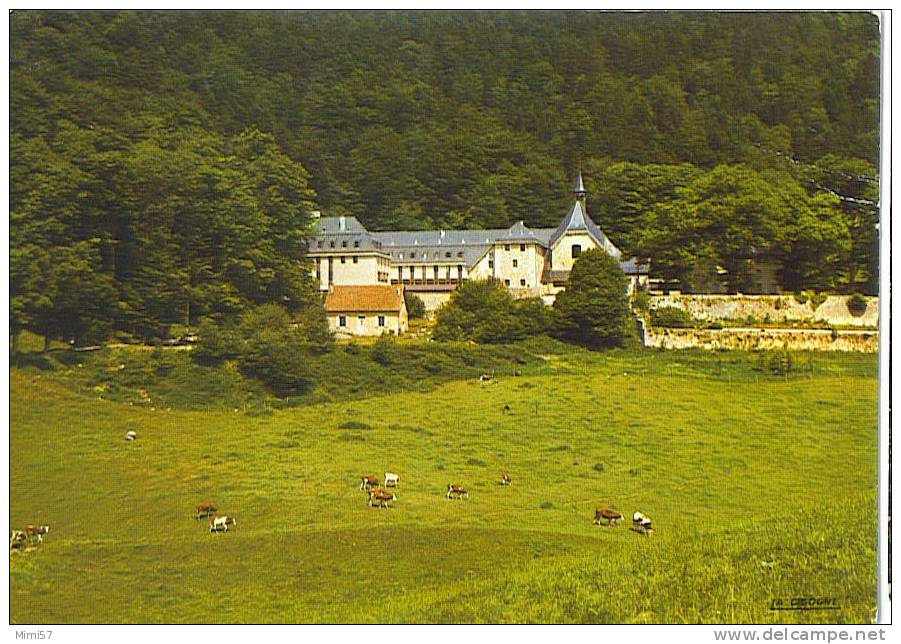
[308,175,648,312]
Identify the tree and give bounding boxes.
[404,292,427,319]
[553,249,630,348]
[433,279,526,343]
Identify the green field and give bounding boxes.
[10,346,879,623]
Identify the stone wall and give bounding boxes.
[649,294,879,328]
[642,326,878,353]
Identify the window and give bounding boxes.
[330,241,335,248]
[520,244,526,251]
[504,279,511,286]
[342,241,347,248]
[445,252,451,258]
[520,279,526,287]
[457,251,464,258]
[572,244,582,259]
[378,316,386,327]
[340,257,346,264]
[354,240,360,248]
[352,256,358,264]
[338,316,347,327]
[513,259,518,268]
[409,252,415,259]
[504,244,510,251]
[489,260,494,268]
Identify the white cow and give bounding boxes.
[384,472,400,488]
[632,511,654,535]
[125,431,137,441]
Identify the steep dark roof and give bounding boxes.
[548,201,622,259]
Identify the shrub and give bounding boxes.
[338,420,372,430]
[404,292,427,320]
[809,292,827,310]
[370,333,398,366]
[515,297,553,337]
[847,293,868,317]
[466,457,487,467]
[768,350,794,375]
[593,463,605,473]
[433,279,530,343]
[706,321,723,330]
[794,291,809,305]
[650,306,695,328]
[540,501,555,510]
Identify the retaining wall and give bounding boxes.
[649,294,878,328]
[643,327,878,352]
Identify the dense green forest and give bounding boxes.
[10,10,881,346]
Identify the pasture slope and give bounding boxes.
[10,350,878,623]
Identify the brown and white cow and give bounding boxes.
[368,489,397,509]
[209,515,237,533]
[360,475,380,491]
[499,473,512,486]
[9,530,27,550]
[195,502,217,519]
[446,484,469,500]
[24,525,50,543]
[593,508,622,526]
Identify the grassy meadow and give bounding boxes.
[9,343,879,623]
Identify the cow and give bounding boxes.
[125,431,137,441]
[360,475,380,491]
[368,489,396,509]
[195,502,217,519]
[9,530,27,550]
[479,373,493,383]
[446,484,469,500]
[384,472,400,488]
[210,515,237,533]
[499,473,512,486]
[593,508,623,526]
[503,405,511,414]
[24,525,50,544]
[632,511,654,536]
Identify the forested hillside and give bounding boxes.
[10,10,881,345]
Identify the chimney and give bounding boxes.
[338,215,346,231]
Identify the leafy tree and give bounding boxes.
[553,249,630,347]
[433,279,526,344]
[404,292,427,320]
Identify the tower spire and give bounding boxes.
[573,170,587,211]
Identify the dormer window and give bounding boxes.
[572,244,582,259]
[354,240,360,248]
[342,241,348,248]
[520,244,526,251]
[445,252,451,258]
[330,241,335,248]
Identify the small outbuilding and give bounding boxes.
[325,285,409,337]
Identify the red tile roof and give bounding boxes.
[325,285,405,313]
